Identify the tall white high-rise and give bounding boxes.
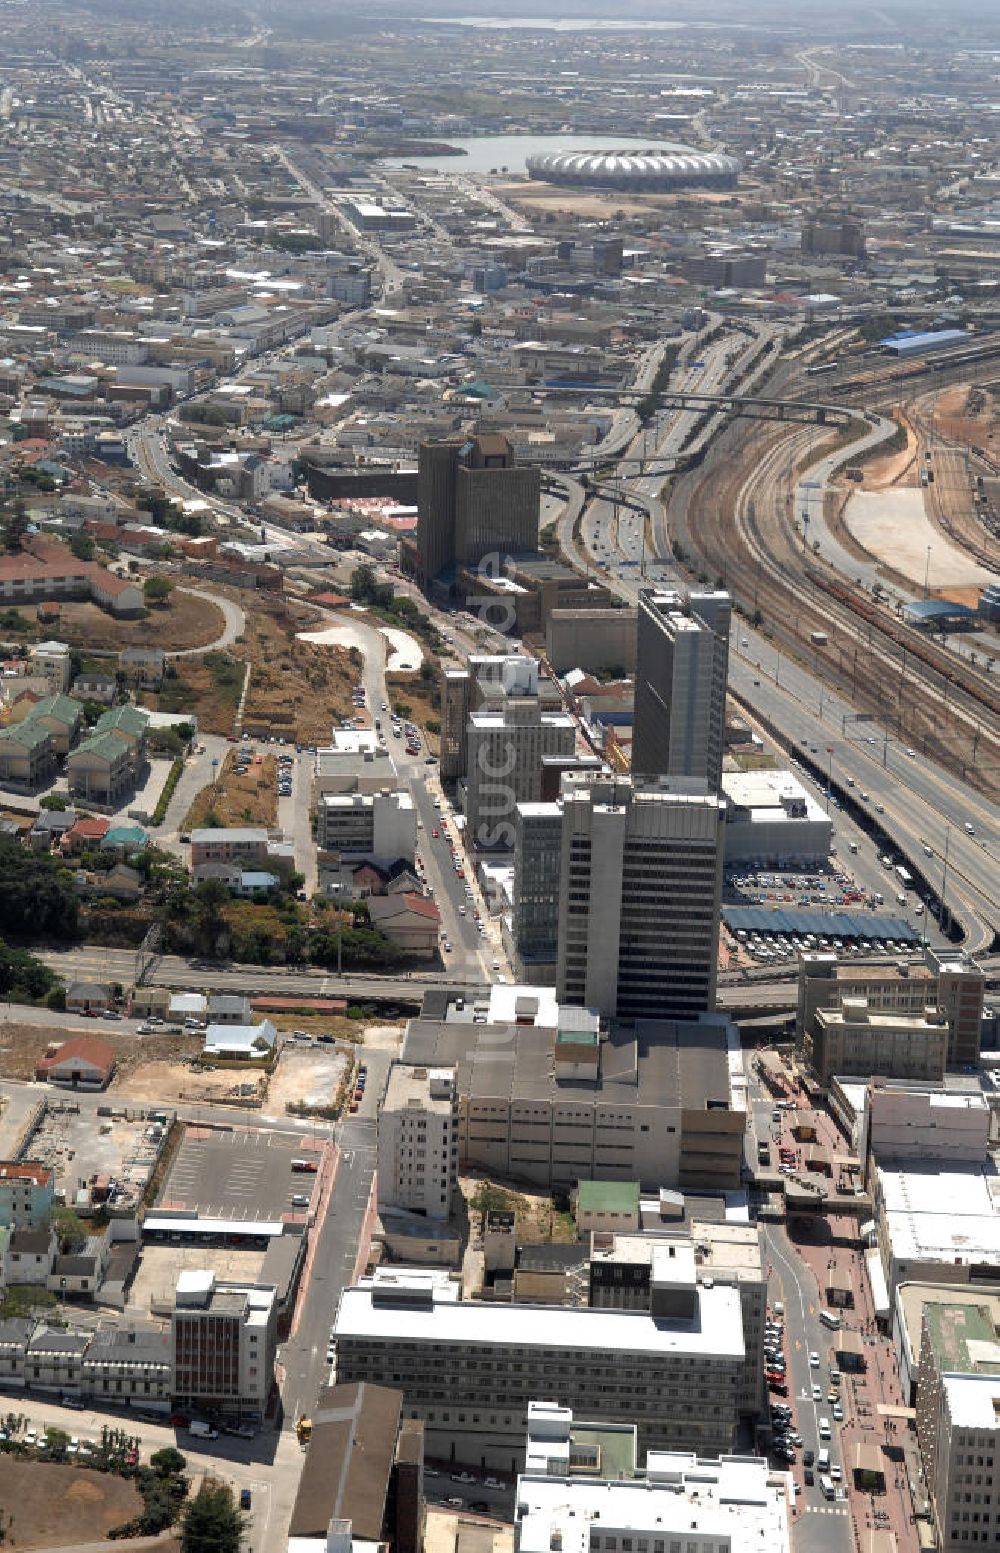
[632,589,730,792]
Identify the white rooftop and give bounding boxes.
[517,1453,790,1553]
[335,1283,744,1359]
[879,1163,1000,1266]
[944,1373,1000,1430]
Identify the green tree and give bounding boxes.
[181,1480,244,1553]
[0,499,29,554]
[52,1205,88,1254]
[192,877,230,955]
[69,531,96,561]
[39,793,67,811]
[144,575,173,605]
[151,1445,187,1476]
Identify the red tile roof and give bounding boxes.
[36,1034,116,1077]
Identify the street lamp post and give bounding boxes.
[924,544,932,599]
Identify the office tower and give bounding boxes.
[556,774,724,1020]
[440,669,472,781]
[632,589,730,792]
[511,800,564,978]
[465,699,575,851]
[416,434,540,586]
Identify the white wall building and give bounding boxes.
[317,790,416,865]
[377,1064,458,1221]
[721,768,832,866]
[516,1403,791,1553]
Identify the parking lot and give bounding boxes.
[722,862,921,964]
[157,1125,322,1220]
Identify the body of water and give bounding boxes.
[383,132,692,176]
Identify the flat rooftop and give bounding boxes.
[402,1011,737,1111]
[517,1453,789,1553]
[335,1282,744,1359]
[879,1164,1000,1266]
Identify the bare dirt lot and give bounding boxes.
[4,588,225,653]
[241,600,359,743]
[183,748,278,830]
[265,1045,350,1112]
[113,1059,264,1108]
[0,1456,143,1549]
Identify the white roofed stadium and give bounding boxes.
[526,147,738,192]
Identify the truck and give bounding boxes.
[895,864,914,891]
[188,1420,218,1440]
[810,630,829,646]
[757,1141,770,1166]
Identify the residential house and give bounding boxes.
[0,1318,32,1382]
[190,827,269,868]
[82,1325,172,1404]
[67,730,133,807]
[72,671,116,705]
[79,863,143,902]
[0,721,56,788]
[206,993,253,1026]
[118,646,165,690]
[60,814,112,854]
[28,807,76,849]
[102,823,148,858]
[202,1021,278,1062]
[131,986,170,1021]
[35,1034,116,1089]
[4,1226,56,1287]
[65,981,112,1014]
[236,870,280,896]
[48,1234,109,1298]
[367,893,441,956]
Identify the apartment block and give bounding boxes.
[632,589,730,792]
[556,774,724,1022]
[377,1064,459,1221]
[333,1264,745,1471]
[170,1269,277,1420]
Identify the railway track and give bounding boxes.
[670,414,1000,800]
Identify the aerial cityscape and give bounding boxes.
[0,0,997,1550]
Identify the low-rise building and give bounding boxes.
[515,1403,790,1553]
[170,1269,277,1421]
[808,997,949,1087]
[316,790,416,866]
[287,1382,424,1553]
[874,1162,1000,1297]
[190,827,269,867]
[0,1162,55,1229]
[16,692,83,755]
[721,768,832,866]
[798,950,985,1069]
[333,1262,745,1471]
[202,1020,277,1063]
[29,640,72,694]
[35,1034,116,1090]
[367,892,441,956]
